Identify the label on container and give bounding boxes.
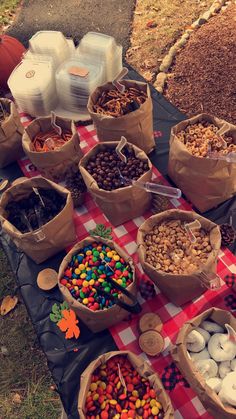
[25,70,36,78]
[68,66,89,77]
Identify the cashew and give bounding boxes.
[195,359,218,380]
[186,330,206,353]
[201,320,224,334]
[208,325,236,362]
[206,377,222,393]
[219,361,231,379]
[218,371,236,407]
[189,348,210,362]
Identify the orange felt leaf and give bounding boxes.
[0,295,18,316]
[57,309,80,340]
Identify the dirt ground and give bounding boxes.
[126,0,214,82]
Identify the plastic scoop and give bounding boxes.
[112,67,128,93]
[184,220,201,243]
[207,151,236,163]
[115,136,127,163]
[32,187,45,207]
[51,111,62,136]
[198,271,221,290]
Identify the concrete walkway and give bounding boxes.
[7,0,135,50]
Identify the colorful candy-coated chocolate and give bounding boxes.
[60,243,133,311]
[84,355,164,418]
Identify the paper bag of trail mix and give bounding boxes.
[87,79,155,154]
[22,115,83,181]
[58,237,137,333]
[78,350,174,418]
[168,113,236,213]
[0,98,24,168]
[172,308,236,419]
[79,141,152,226]
[0,176,76,264]
[137,209,221,306]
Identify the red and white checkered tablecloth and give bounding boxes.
[18,113,236,419]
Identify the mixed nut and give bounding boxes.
[144,219,213,274]
[176,121,236,157]
[93,87,147,117]
[86,146,149,191]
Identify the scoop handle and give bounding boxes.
[132,180,181,198]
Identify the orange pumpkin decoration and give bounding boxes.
[0,35,26,89]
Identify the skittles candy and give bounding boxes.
[60,242,133,311]
[84,355,165,418]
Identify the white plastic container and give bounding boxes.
[8,60,58,117]
[29,31,71,69]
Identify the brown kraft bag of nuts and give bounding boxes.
[79,141,152,226]
[87,80,155,155]
[58,237,137,333]
[22,115,83,181]
[78,350,174,418]
[0,98,24,168]
[0,176,76,264]
[172,308,236,419]
[137,209,221,306]
[168,113,236,213]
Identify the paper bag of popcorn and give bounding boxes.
[78,350,174,418]
[172,308,236,419]
[137,209,221,305]
[79,141,152,226]
[0,98,24,168]
[168,113,236,212]
[87,80,155,154]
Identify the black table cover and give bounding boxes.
[0,67,235,418]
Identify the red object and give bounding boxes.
[0,35,26,89]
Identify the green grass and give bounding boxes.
[0,0,21,27]
[0,247,61,419]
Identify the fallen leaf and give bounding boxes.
[57,309,80,339]
[1,346,9,356]
[146,20,158,29]
[12,393,22,404]
[0,295,18,316]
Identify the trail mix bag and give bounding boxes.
[79,141,152,226]
[168,113,236,212]
[137,209,221,305]
[172,308,236,419]
[88,80,155,154]
[0,176,76,264]
[22,115,83,181]
[0,98,24,168]
[58,237,137,333]
[78,350,174,418]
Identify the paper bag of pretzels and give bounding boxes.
[172,308,236,419]
[0,176,76,264]
[78,350,174,418]
[58,237,137,332]
[168,113,236,213]
[22,115,83,181]
[137,209,221,305]
[87,79,155,154]
[79,141,152,226]
[0,98,24,168]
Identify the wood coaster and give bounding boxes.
[37,269,58,291]
[0,178,9,191]
[139,313,163,333]
[139,330,164,357]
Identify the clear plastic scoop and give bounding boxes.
[207,151,236,163]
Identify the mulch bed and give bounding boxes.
[165,5,236,125]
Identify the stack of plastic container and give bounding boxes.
[29,31,71,69]
[76,32,122,84]
[55,58,103,113]
[8,60,57,117]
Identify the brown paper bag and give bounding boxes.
[0,176,76,264]
[79,141,152,226]
[168,113,236,212]
[172,308,236,419]
[0,98,24,168]
[58,237,137,333]
[87,80,155,154]
[137,209,221,305]
[22,115,83,181]
[78,350,174,418]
